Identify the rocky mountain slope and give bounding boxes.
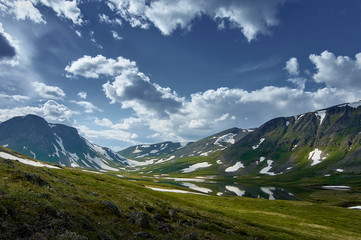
[119,127,251,161]
[218,101,361,177]
[0,114,127,170]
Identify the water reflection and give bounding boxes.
[179,181,298,200]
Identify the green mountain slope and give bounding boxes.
[219,101,361,178]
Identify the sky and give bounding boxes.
[1,0,361,151]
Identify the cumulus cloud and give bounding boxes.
[107,0,286,41]
[0,100,75,123]
[65,55,137,78]
[77,91,87,99]
[71,100,103,113]
[32,82,66,100]
[310,50,361,89]
[36,0,83,25]
[103,69,184,118]
[67,51,361,143]
[0,23,19,66]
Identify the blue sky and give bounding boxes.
[1,0,361,151]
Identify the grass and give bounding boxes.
[1,155,361,240]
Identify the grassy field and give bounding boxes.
[1,150,361,240]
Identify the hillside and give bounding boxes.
[1,146,361,239]
[218,101,361,178]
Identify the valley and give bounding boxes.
[1,101,361,239]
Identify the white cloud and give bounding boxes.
[0,0,45,24]
[71,100,103,113]
[111,30,123,40]
[103,69,184,118]
[310,50,361,89]
[65,54,137,78]
[32,81,65,100]
[67,50,361,143]
[0,100,75,123]
[94,117,113,128]
[0,92,29,102]
[285,57,299,76]
[99,13,122,25]
[107,0,286,41]
[77,91,87,99]
[0,0,82,25]
[76,124,139,144]
[35,0,83,25]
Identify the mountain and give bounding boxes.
[118,141,188,159]
[0,114,127,170]
[218,101,361,177]
[119,127,251,161]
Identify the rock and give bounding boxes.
[158,222,172,233]
[133,231,154,239]
[101,200,121,216]
[181,233,198,240]
[24,173,49,186]
[152,213,163,222]
[134,212,150,228]
[169,209,177,218]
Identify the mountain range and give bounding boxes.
[1,101,361,178]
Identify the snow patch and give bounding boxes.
[348,101,361,109]
[216,160,223,165]
[150,149,159,154]
[0,152,60,169]
[336,169,344,172]
[252,138,265,150]
[225,162,244,172]
[181,162,212,173]
[260,160,275,175]
[286,121,290,126]
[217,192,223,196]
[225,186,245,197]
[2,144,8,147]
[133,146,142,154]
[308,149,327,166]
[259,157,265,163]
[141,144,150,148]
[30,150,36,159]
[348,206,361,210]
[127,159,154,167]
[214,133,236,146]
[315,110,327,126]
[164,177,205,182]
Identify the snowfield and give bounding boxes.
[0,151,61,169]
[181,162,212,173]
[225,162,244,172]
